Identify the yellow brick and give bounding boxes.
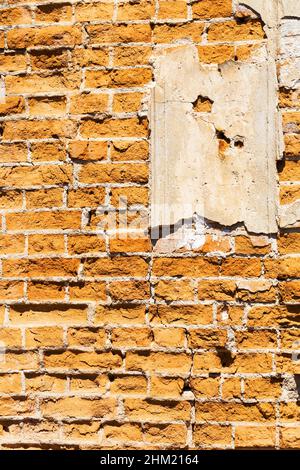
[63,422,100,441]
[149,304,213,325]
[222,378,241,399]
[44,350,122,371]
[244,378,282,399]
[95,305,146,325]
[68,187,105,208]
[110,375,147,395]
[193,0,232,18]
[0,96,25,116]
[67,327,106,349]
[3,119,77,141]
[75,1,114,21]
[0,397,35,417]
[26,188,64,209]
[280,185,300,204]
[70,93,108,114]
[155,280,194,301]
[280,427,300,449]
[153,328,185,348]
[126,351,191,374]
[27,282,65,301]
[110,236,151,253]
[73,47,109,67]
[198,280,236,301]
[68,234,105,255]
[0,142,27,163]
[69,140,107,162]
[0,190,23,210]
[278,233,300,254]
[189,328,227,349]
[0,165,72,189]
[196,402,275,423]
[41,397,116,419]
[153,23,204,43]
[0,53,27,72]
[111,140,149,161]
[117,0,155,20]
[190,377,220,398]
[29,49,69,70]
[248,305,299,328]
[87,24,152,44]
[279,159,300,180]
[236,330,277,349]
[104,423,142,442]
[0,328,22,348]
[113,46,151,66]
[194,424,232,447]
[279,280,300,303]
[28,96,66,117]
[79,160,149,183]
[7,26,82,49]
[113,92,143,113]
[10,304,87,326]
[28,234,65,255]
[158,1,187,19]
[80,117,149,138]
[208,20,266,42]
[0,235,24,255]
[0,7,32,25]
[124,399,191,421]
[25,327,64,348]
[85,68,152,89]
[111,328,152,348]
[144,423,187,445]
[6,211,81,231]
[235,426,276,448]
[35,3,72,22]
[6,72,80,94]
[220,257,261,276]
[84,256,148,277]
[70,374,108,393]
[153,257,219,277]
[0,374,22,394]
[280,403,300,422]
[0,281,24,301]
[69,282,107,301]
[30,142,66,162]
[150,376,184,398]
[0,352,39,372]
[109,281,150,301]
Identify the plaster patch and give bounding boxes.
[151,45,278,235]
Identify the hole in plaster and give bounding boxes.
[193,95,213,113]
[234,138,245,148]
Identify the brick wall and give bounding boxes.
[0,0,299,449]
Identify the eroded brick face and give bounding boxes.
[0,0,299,450]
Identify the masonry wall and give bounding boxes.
[0,0,299,450]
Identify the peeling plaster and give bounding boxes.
[151,44,279,235]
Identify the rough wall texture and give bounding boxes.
[0,0,299,450]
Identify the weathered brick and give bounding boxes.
[149,304,213,325]
[87,24,152,44]
[0,165,72,189]
[7,26,82,49]
[110,375,147,395]
[126,351,192,374]
[84,256,148,277]
[85,68,152,89]
[192,0,232,19]
[26,327,64,348]
[75,1,114,21]
[10,304,87,326]
[67,327,107,349]
[194,424,232,447]
[44,350,122,371]
[208,20,266,41]
[235,426,276,448]
[80,117,149,138]
[124,399,191,421]
[41,397,116,419]
[95,305,146,325]
[6,211,81,231]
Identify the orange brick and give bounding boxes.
[68,235,106,255]
[30,142,66,162]
[68,188,105,208]
[87,24,152,44]
[41,397,116,419]
[150,376,184,397]
[153,23,204,43]
[70,93,108,114]
[84,256,148,277]
[67,328,107,349]
[192,0,232,19]
[7,26,82,49]
[25,327,64,348]
[6,211,81,231]
[194,424,232,447]
[235,426,276,448]
[155,280,194,301]
[126,351,191,374]
[28,234,65,255]
[69,281,107,301]
[75,1,114,21]
[69,141,107,162]
[10,304,88,326]
[26,188,64,209]
[111,327,152,348]
[208,20,266,42]
[109,281,150,301]
[95,305,146,325]
[149,304,213,325]
[159,1,187,19]
[80,117,149,139]
[110,375,147,395]
[27,282,65,301]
